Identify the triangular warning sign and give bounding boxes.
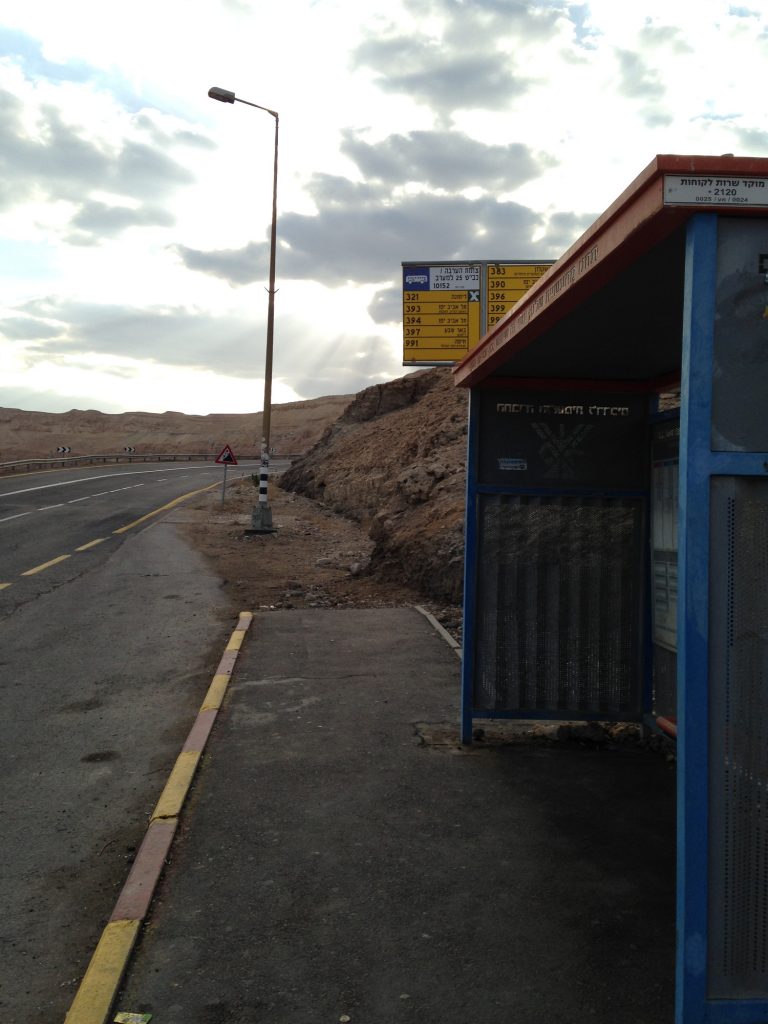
[215,444,237,465]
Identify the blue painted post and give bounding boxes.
[460,389,479,744]
[676,212,718,1024]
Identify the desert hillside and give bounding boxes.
[0,393,352,463]
[280,367,467,603]
[2,368,468,604]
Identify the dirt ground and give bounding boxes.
[180,473,463,638]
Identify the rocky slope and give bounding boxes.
[279,367,467,603]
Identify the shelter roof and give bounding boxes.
[453,154,768,389]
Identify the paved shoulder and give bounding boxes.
[118,607,675,1024]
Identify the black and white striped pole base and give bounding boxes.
[247,449,276,533]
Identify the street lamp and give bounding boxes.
[208,85,278,533]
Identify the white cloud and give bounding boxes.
[0,0,767,414]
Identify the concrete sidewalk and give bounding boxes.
[116,607,676,1024]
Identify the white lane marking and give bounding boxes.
[0,511,34,525]
[0,462,261,524]
[49,485,141,506]
[3,477,166,519]
[0,463,225,499]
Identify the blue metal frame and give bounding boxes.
[676,213,768,1023]
[676,211,717,1024]
[468,708,640,723]
[460,209,768,1020]
[474,484,649,499]
[459,391,650,743]
[460,389,480,744]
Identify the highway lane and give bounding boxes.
[0,461,263,606]
[0,459,264,1023]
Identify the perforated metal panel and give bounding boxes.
[709,477,768,998]
[653,644,677,719]
[473,494,645,716]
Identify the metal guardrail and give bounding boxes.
[0,452,265,476]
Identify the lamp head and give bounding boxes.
[208,86,236,103]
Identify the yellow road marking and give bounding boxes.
[112,482,218,535]
[64,919,140,1024]
[21,554,71,576]
[0,582,11,590]
[75,538,108,552]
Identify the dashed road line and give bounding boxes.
[0,511,33,525]
[75,538,108,552]
[2,481,218,591]
[21,554,71,576]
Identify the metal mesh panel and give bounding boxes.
[709,478,768,998]
[653,644,677,719]
[473,494,644,716]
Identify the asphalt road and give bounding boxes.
[0,461,260,1023]
[0,462,263,598]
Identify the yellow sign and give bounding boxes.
[486,263,552,330]
[403,284,481,363]
[401,261,552,364]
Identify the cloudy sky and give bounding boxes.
[0,0,766,414]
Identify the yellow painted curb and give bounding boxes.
[151,750,201,821]
[64,919,140,1024]
[112,482,218,535]
[226,630,245,651]
[65,611,255,1023]
[202,673,231,710]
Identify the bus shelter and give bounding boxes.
[453,154,768,1024]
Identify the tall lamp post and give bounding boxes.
[208,85,278,533]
